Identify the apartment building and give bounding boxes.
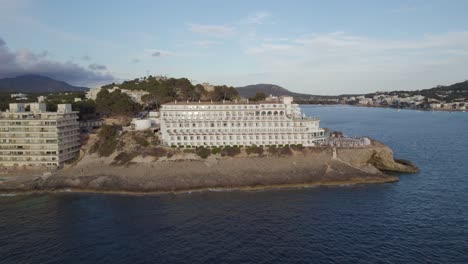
[0,103,80,167]
[159,96,325,147]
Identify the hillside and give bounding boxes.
[428,80,468,92]
[0,75,89,93]
[235,84,338,99]
[236,84,311,98]
[374,80,468,102]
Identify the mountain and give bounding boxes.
[427,80,468,92]
[235,84,337,99]
[236,84,312,98]
[0,75,89,93]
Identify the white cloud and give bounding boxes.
[144,49,174,57]
[193,40,223,48]
[239,31,468,94]
[188,23,236,38]
[88,63,107,71]
[239,11,271,25]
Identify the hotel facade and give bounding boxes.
[160,96,325,147]
[0,103,80,167]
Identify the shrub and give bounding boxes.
[93,125,121,157]
[134,136,150,147]
[98,124,119,139]
[195,147,211,159]
[142,147,167,158]
[245,144,264,155]
[150,136,160,146]
[143,130,154,138]
[221,146,241,157]
[279,145,293,156]
[291,144,304,151]
[211,147,222,155]
[166,152,174,158]
[268,145,278,155]
[112,152,136,166]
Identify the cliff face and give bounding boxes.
[336,141,419,173]
[0,141,418,194]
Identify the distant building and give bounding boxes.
[265,94,279,101]
[201,82,215,92]
[131,111,160,131]
[86,86,149,104]
[86,87,101,100]
[359,99,372,105]
[0,103,80,167]
[37,96,46,103]
[159,96,325,147]
[11,93,28,101]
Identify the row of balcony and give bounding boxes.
[165,128,325,135]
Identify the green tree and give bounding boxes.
[250,92,267,101]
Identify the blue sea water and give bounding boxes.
[1,106,467,264]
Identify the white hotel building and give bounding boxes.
[0,103,80,167]
[160,96,325,147]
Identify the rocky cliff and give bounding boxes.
[0,140,418,194]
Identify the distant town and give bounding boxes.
[283,80,467,111]
[309,92,466,111]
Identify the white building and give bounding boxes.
[86,87,149,104]
[0,103,80,167]
[85,87,101,100]
[159,96,325,147]
[131,111,160,131]
[11,93,28,101]
[201,82,215,92]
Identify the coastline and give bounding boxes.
[0,141,418,195]
[301,103,466,112]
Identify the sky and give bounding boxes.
[1,0,468,95]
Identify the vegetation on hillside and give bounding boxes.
[95,88,141,116]
[90,124,121,157]
[103,76,239,106]
[249,92,267,101]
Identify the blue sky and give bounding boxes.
[1,0,468,94]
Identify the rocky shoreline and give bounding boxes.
[0,140,418,195]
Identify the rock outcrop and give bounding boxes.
[0,140,418,194]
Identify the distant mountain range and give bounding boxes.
[0,75,89,93]
[236,80,468,100]
[235,84,334,99]
[236,84,313,98]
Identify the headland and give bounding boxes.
[0,139,418,195]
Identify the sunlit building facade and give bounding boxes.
[160,96,325,147]
[0,103,80,167]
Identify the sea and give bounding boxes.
[1,105,467,264]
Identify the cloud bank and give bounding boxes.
[0,37,114,86]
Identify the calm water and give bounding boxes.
[1,106,467,264]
